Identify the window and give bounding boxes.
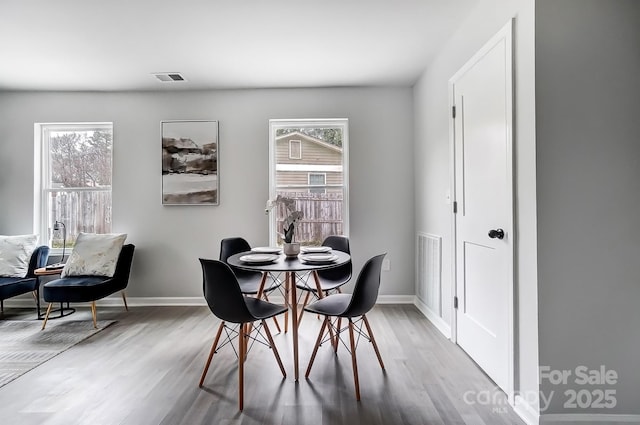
[269,119,349,246]
[34,123,113,251]
[308,173,326,194]
[289,140,302,159]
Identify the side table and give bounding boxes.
[34,267,76,319]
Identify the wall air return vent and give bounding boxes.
[152,72,186,82]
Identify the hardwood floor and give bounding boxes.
[0,305,525,425]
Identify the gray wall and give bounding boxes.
[413,0,539,416]
[0,87,415,299]
[536,0,640,416]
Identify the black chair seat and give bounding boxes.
[245,297,287,320]
[43,276,124,303]
[296,275,350,293]
[0,245,49,318]
[303,293,351,316]
[238,274,280,295]
[0,277,38,300]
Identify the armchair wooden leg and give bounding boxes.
[363,315,385,370]
[238,321,245,411]
[121,291,129,311]
[41,303,53,330]
[262,320,286,377]
[305,317,329,378]
[199,322,225,387]
[348,319,361,401]
[90,301,98,329]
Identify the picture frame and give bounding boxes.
[161,120,219,205]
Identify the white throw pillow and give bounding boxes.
[61,233,127,277]
[0,234,38,278]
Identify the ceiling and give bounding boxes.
[0,0,477,92]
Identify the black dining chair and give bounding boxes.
[220,237,283,331]
[198,258,287,411]
[304,253,386,401]
[296,235,352,322]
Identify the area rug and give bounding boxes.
[0,319,115,388]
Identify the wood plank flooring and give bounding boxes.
[0,305,525,425]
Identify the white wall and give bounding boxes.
[0,87,415,299]
[413,0,539,417]
[536,0,640,418]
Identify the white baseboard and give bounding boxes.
[514,395,540,425]
[413,296,451,338]
[540,414,640,424]
[3,294,414,309]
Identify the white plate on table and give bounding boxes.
[251,246,282,254]
[300,246,332,254]
[299,254,339,264]
[239,254,279,264]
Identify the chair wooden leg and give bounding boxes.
[271,315,282,333]
[263,292,281,333]
[262,320,286,377]
[348,319,361,401]
[297,292,311,325]
[121,291,129,311]
[199,322,225,387]
[334,318,342,353]
[41,303,53,330]
[91,301,97,329]
[238,321,245,411]
[305,316,328,378]
[363,315,385,369]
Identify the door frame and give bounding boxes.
[448,19,516,403]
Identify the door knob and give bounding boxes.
[488,228,505,239]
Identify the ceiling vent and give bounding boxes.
[152,72,186,82]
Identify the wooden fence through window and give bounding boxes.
[276,191,344,245]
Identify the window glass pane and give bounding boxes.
[48,190,112,247]
[49,130,112,188]
[308,173,326,195]
[270,122,347,246]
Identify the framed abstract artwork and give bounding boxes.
[161,120,219,205]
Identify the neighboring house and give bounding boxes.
[275,131,342,194]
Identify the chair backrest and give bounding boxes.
[112,244,135,288]
[219,237,261,279]
[26,245,50,278]
[343,253,386,317]
[200,258,255,324]
[317,235,352,282]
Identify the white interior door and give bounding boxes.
[451,21,513,395]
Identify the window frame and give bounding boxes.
[308,172,327,194]
[289,140,302,159]
[33,122,113,254]
[268,118,349,246]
